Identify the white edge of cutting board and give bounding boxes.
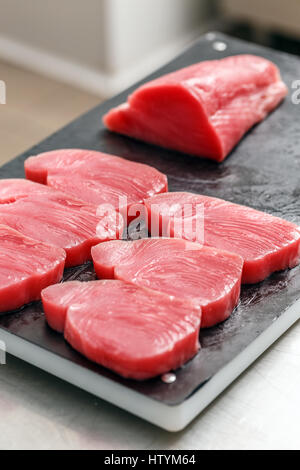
[0,300,299,432]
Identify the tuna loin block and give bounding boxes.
[92,238,243,328]
[144,192,300,283]
[42,280,201,380]
[0,225,65,312]
[103,55,287,162]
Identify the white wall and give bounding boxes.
[0,0,107,69]
[104,0,210,73]
[0,0,212,95]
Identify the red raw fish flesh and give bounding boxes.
[0,225,65,312]
[24,149,168,213]
[103,55,288,162]
[0,178,54,203]
[0,179,123,267]
[144,192,300,283]
[41,280,201,379]
[92,238,243,328]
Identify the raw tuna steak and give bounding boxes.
[0,184,123,267]
[24,149,168,213]
[41,280,201,379]
[0,225,65,312]
[0,178,54,203]
[144,192,300,283]
[92,238,243,327]
[103,55,287,162]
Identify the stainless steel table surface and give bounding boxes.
[0,320,299,450]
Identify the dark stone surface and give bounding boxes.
[0,33,300,406]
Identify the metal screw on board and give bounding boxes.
[212,41,227,52]
[161,372,176,384]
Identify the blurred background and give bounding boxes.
[0,0,299,164]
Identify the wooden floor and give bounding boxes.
[0,60,101,165]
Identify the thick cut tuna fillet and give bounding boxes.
[144,192,300,283]
[103,55,288,162]
[42,281,93,332]
[41,280,201,379]
[0,179,54,203]
[0,187,123,267]
[92,238,243,328]
[24,149,168,213]
[0,225,65,312]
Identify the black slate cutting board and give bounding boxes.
[0,33,299,424]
